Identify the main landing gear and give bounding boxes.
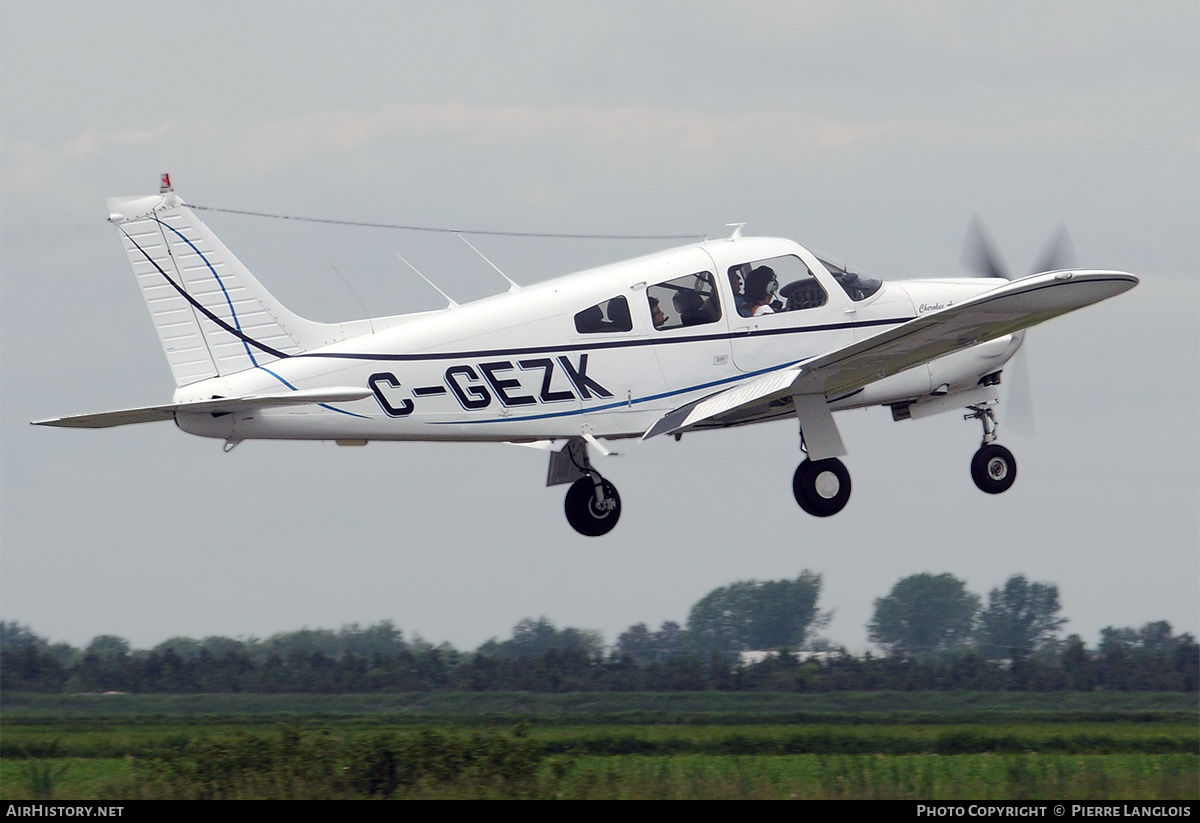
[552,438,622,536]
[564,475,622,537]
[792,457,851,517]
[966,404,1017,494]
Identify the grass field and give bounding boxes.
[2,691,1196,800]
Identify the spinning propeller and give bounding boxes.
[960,218,1079,437]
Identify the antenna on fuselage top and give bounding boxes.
[726,222,746,240]
[457,234,521,292]
[394,252,459,309]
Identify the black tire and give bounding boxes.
[971,444,1017,494]
[792,458,851,517]
[564,476,621,536]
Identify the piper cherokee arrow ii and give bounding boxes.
[36,177,1138,536]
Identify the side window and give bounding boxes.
[574,295,633,334]
[729,255,826,317]
[647,271,721,331]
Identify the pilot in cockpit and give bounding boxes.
[744,266,780,316]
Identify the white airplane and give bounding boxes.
[36,176,1138,536]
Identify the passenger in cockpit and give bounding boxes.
[649,296,668,329]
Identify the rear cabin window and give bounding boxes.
[647,271,721,331]
[728,255,826,317]
[574,295,633,334]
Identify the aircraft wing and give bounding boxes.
[32,387,373,429]
[642,366,802,439]
[644,270,1137,439]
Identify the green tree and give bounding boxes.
[614,623,654,664]
[0,621,46,652]
[85,634,131,659]
[0,623,70,693]
[614,620,688,665]
[867,573,980,656]
[154,636,203,658]
[478,617,603,660]
[686,571,826,656]
[976,575,1067,660]
[1060,634,1097,690]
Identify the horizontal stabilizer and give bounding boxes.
[33,388,372,429]
[644,270,1137,439]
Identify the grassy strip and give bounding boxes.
[3,754,1195,801]
[553,754,1200,800]
[0,758,132,802]
[4,722,1196,759]
[3,690,1197,719]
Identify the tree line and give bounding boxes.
[2,571,1195,694]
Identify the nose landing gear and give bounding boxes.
[966,403,1017,494]
[971,444,1016,494]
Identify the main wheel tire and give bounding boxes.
[971,444,1017,494]
[564,476,621,536]
[792,458,851,517]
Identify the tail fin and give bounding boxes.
[107,184,342,386]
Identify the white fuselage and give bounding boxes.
[172,236,1013,443]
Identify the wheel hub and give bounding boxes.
[589,496,616,516]
[814,470,840,499]
[987,458,1008,481]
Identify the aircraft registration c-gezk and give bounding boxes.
[35,175,1138,536]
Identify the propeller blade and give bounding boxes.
[962,215,1011,280]
[1030,223,1077,275]
[1004,334,1036,437]
[958,220,1071,437]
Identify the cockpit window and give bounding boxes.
[729,255,826,317]
[574,295,633,334]
[647,271,721,331]
[818,258,883,302]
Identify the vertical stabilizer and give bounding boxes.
[107,188,336,387]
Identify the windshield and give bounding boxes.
[818,258,883,302]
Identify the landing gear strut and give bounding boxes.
[793,457,851,517]
[966,403,1017,494]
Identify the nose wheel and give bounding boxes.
[793,458,851,517]
[965,403,1017,495]
[564,476,622,536]
[971,444,1016,494]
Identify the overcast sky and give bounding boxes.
[2,1,1196,654]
